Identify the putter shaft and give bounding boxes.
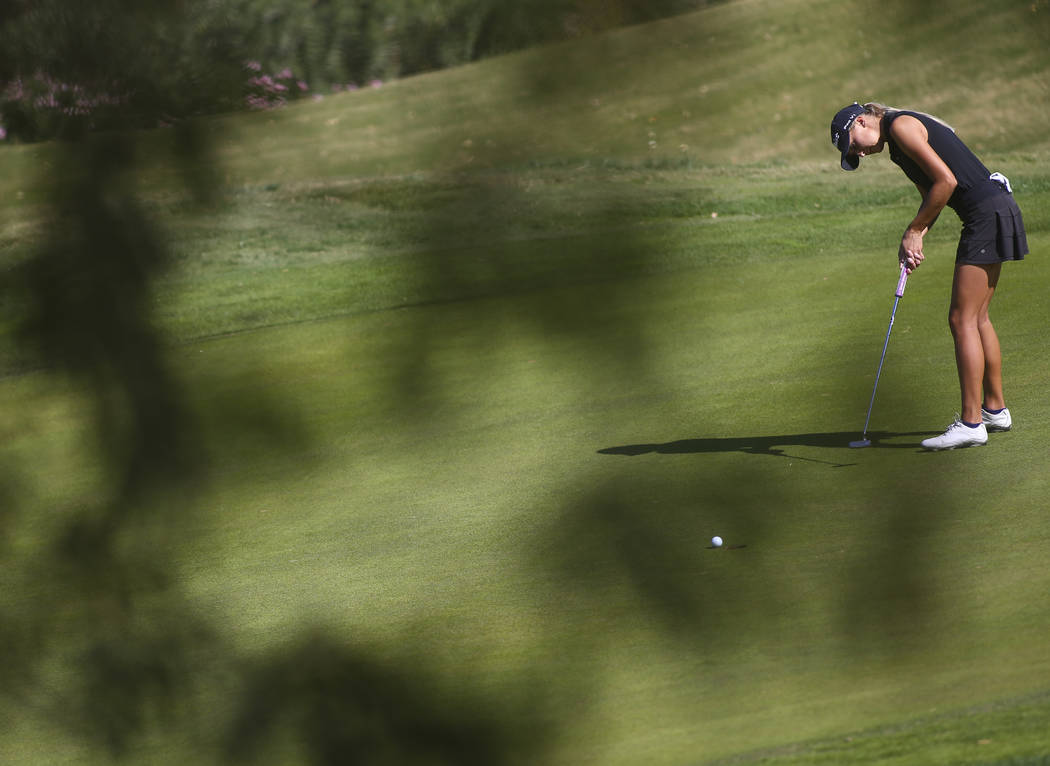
[854,265,909,444]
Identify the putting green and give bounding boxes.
[2,0,1050,762]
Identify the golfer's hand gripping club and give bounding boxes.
[895,263,909,299]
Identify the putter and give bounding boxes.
[849,264,909,448]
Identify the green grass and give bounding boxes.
[3,0,1050,764]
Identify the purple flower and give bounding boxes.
[297,80,309,92]
[245,60,262,71]
[0,125,6,141]
[277,68,293,80]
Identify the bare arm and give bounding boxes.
[891,115,957,271]
[912,181,939,231]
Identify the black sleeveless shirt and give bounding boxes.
[885,111,1002,219]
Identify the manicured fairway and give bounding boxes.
[2,0,1050,763]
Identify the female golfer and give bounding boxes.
[830,102,1027,450]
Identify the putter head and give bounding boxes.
[848,438,871,449]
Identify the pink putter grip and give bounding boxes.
[895,265,908,298]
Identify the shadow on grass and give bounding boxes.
[599,430,938,462]
[225,631,547,766]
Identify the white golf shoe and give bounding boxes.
[921,419,988,450]
[981,406,1012,432]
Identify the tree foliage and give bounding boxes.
[0,0,720,142]
[217,0,719,88]
[0,0,246,142]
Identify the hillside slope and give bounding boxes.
[204,0,1050,184]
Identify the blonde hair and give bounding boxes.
[863,101,954,132]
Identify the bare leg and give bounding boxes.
[948,263,1002,423]
[978,274,1005,412]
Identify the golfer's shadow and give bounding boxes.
[598,431,931,466]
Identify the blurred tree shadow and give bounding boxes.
[535,461,955,671]
[16,136,200,499]
[0,3,572,763]
[0,99,226,766]
[0,1,1002,763]
[225,631,549,766]
[837,499,946,660]
[351,3,966,752]
[0,1,313,761]
[534,477,773,638]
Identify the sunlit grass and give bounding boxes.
[2,0,1050,763]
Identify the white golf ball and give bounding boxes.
[711,536,723,548]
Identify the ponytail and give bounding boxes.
[864,101,955,133]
